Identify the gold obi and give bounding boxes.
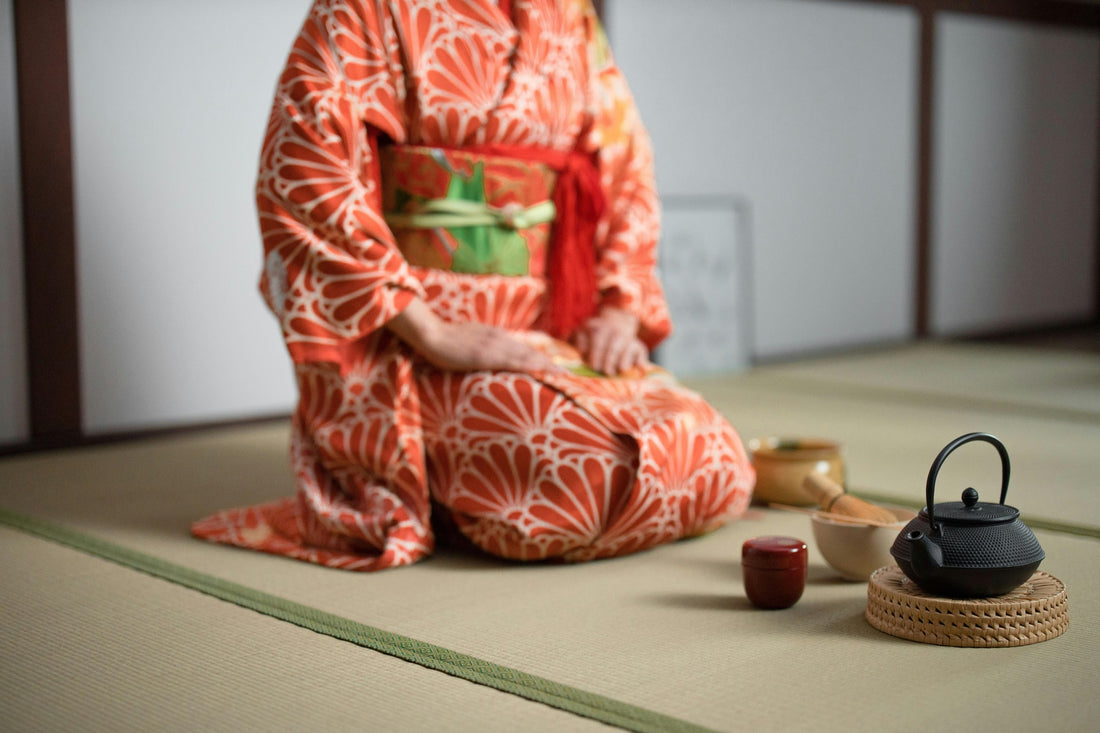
[380,145,559,279]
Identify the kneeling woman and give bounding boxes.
[191,0,755,570]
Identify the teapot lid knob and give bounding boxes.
[962,488,979,507]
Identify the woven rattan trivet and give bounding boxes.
[866,566,1068,647]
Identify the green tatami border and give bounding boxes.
[0,506,715,733]
[851,489,1100,540]
[753,371,1100,427]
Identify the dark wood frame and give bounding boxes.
[6,0,1100,453]
[12,0,81,449]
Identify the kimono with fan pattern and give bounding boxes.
[191,0,755,570]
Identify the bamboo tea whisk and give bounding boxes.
[802,473,898,524]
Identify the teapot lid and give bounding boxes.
[924,487,1019,526]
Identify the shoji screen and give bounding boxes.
[68,0,307,433]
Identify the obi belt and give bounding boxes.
[380,144,605,338]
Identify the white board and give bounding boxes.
[656,198,752,376]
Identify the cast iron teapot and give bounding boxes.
[890,432,1044,598]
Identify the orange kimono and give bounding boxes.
[191,0,755,570]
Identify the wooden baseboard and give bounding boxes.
[0,412,292,458]
[944,317,1100,342]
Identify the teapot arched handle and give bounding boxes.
[925,432,1011,532]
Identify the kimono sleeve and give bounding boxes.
[582,6,672,350]
[256,0,424,366]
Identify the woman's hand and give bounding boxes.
[387,299,557,373]
[573,307,649,376]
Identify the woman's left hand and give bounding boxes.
[573,307,649,376]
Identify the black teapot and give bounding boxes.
[890,432,1045,598]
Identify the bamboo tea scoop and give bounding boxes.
[802,473,898,524]
[767,502,903,528]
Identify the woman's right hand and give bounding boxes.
[386,299,557,373]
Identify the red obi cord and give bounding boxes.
[460,143,606,339]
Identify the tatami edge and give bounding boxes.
[850,489,1100,540]
[0,506,716,733]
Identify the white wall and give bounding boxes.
[68,0,305,433]
[0,0,28,446]
[931,15,1100,335]
[606,0,919,359]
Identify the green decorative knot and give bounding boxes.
[385,198,556,231]
[384,158,550,276]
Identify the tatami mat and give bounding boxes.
[0,526,610,733]
[2,344,1098,732]
[754,342,1100,419]
[684,345,1100,533]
